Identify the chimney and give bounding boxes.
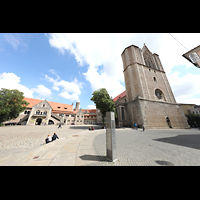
[75,101,80,111]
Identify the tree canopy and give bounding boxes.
[0,88,29,124]
[90,88,116,126]
[185,113,200,127]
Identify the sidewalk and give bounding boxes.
[20,129,105,166]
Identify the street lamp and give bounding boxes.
[182,45,200,68]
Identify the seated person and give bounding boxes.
[45,135,52,144]
[52,133,59,141]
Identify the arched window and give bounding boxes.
[153,77,157,82]
[143,46,156,69]
[43,111,47,115]
[36,110,40,115]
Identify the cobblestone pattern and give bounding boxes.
[87,128,200,166]
[0,125,95,150]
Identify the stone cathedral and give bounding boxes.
[113,44,188,129]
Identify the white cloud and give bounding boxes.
[31,85,52,99]
[3,33,27,49]
[168,72,200,104]
[0,72,33,98]
[46,33,200,103]
[87,104,96,109]
[44,72,82,101]
[52,86,59,91]
[58,92,79,101]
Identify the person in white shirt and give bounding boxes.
[45,135,52,144]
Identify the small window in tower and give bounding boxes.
[149,68,151,72]
[58,107,60,109]
[64,107,67,109]
[153,77,157,82]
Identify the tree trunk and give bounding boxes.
[102,114,105,127]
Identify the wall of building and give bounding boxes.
[121,44,189,129]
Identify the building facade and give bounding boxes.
[114,44,189,129]
[3,98,103,126]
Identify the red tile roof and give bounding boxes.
[82,109,96,113]
[113,91,126,102]
[23,98,97,114]
[23,97,73,112]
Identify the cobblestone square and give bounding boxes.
[0,125,200,166]
[89,128,200,166]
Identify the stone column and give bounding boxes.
[106,111,117,162]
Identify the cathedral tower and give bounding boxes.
[121,44,188,129]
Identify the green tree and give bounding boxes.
[91,88,116,126]
[185,113,200,127]
[0,88,29,124]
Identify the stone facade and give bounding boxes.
[3,98,103,126]
[115,44,189,129]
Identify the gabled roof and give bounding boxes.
[82,109,96,114]
[23,97,73,112]
[24,98,42,108]
[113,91,126,102]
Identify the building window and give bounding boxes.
[155,89,164,100]
[77,120,79,122]
[64,107,67,109]
[43,104,45,107]
[121,107,125,120]
[77,115,79,118]
[153,77,157,82]
[43,111,47,115]
[36,110,40,115]
[24,110,27,114]
[58,107,60,109]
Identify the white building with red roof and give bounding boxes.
[3,97,102,126]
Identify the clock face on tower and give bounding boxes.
[155,89,162,100]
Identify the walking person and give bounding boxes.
[142,124,145,131]
[134,123,136,130]
[135,123,138,130]
[58,123,62,128]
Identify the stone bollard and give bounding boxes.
[106,111,117,162]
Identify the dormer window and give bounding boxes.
[43,104,45,107]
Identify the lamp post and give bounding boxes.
[183,45,200,68]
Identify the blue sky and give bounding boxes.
[0,33,200,108]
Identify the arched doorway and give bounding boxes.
[48,120,54,125]
[166,117,172,128]
[36,118,42,125]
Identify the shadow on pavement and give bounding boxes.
[69,125,102,130]
[154,134,200,150]
[80,154,109,162]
